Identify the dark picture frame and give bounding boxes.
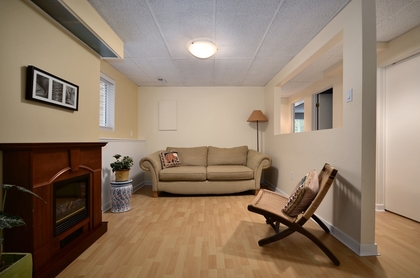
[26,65,79,111]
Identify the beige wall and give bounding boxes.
[138,86,266,156]
[264,0,377,255]
[0,0,138,143]
[0,1,138,183]
[0,0,99,143]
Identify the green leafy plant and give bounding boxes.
[0,184,46,244]
[110,154,134,172]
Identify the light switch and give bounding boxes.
[346,88,353,102]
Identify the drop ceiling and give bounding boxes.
[84,0,420,94]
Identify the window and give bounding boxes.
[293,100,304,133]
[99,73,115,130]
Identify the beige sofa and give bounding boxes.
[140,146,271,197]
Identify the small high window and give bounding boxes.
[99,73,115,130]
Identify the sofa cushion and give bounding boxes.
[207,146,248,166]
[207,165,253,181]
[166,146,208,166]
[160,166,207,181]
[159,151,181,169]
[282,170,319,217]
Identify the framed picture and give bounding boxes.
[26,66,79,111]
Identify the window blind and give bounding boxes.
[99,74,115,130]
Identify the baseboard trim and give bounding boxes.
[376,203,385,211]
[264,181,288,196]
[316,215,379,256]
[359,243,380,256]
[133,181,144,192]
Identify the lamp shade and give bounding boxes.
[188,41,217,59]
[247,110,268,122]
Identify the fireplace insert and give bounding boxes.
[54,174,89,236]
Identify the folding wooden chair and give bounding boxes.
[247,163,340,265]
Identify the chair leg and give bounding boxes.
[258,221,340,266]
[258,227,295,246]
[293,224,340,266]
[264,216,280,233]
[311,214,330,233]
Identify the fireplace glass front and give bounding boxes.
[54,174,89,236]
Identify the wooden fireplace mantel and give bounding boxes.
[0,142,108,278]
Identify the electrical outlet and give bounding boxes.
[291,171,294,180]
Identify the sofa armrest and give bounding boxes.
[247,149,272,188]
[140,150,164,192]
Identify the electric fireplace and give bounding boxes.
[0,142,108,278]
[54,174,89,236]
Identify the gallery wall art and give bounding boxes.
[26,65,79,111]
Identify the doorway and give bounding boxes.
[383,53,420,222]
[313,88,333,130]
[293,100,304,133]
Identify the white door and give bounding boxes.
[385,53,420,222]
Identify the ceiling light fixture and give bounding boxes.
[188,41,217,59]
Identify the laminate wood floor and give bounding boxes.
[57,186,420,278]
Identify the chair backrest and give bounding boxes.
[300,163,338,220]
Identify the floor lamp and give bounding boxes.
[247,110,268,152]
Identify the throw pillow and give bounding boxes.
[282,170,319,217]
[159,150,181,169]
[166,146,208,166]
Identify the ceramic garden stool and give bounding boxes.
[110,180,133,213]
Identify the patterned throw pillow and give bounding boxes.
[282,170,319,217]
[159,151,181,169]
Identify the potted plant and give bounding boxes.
[0,184,46,277]
[110,154,134,182]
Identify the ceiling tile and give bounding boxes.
[214,59,250,85]
[242,57,292,86]
[147,0,215,59]
[257,0,349,59]
[136,58,184,85]
[215,0,282,58]
[376,1,420,42]
[174,59,215,85]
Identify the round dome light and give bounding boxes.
[188,41,217,59]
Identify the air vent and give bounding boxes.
[30,0,119,58]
